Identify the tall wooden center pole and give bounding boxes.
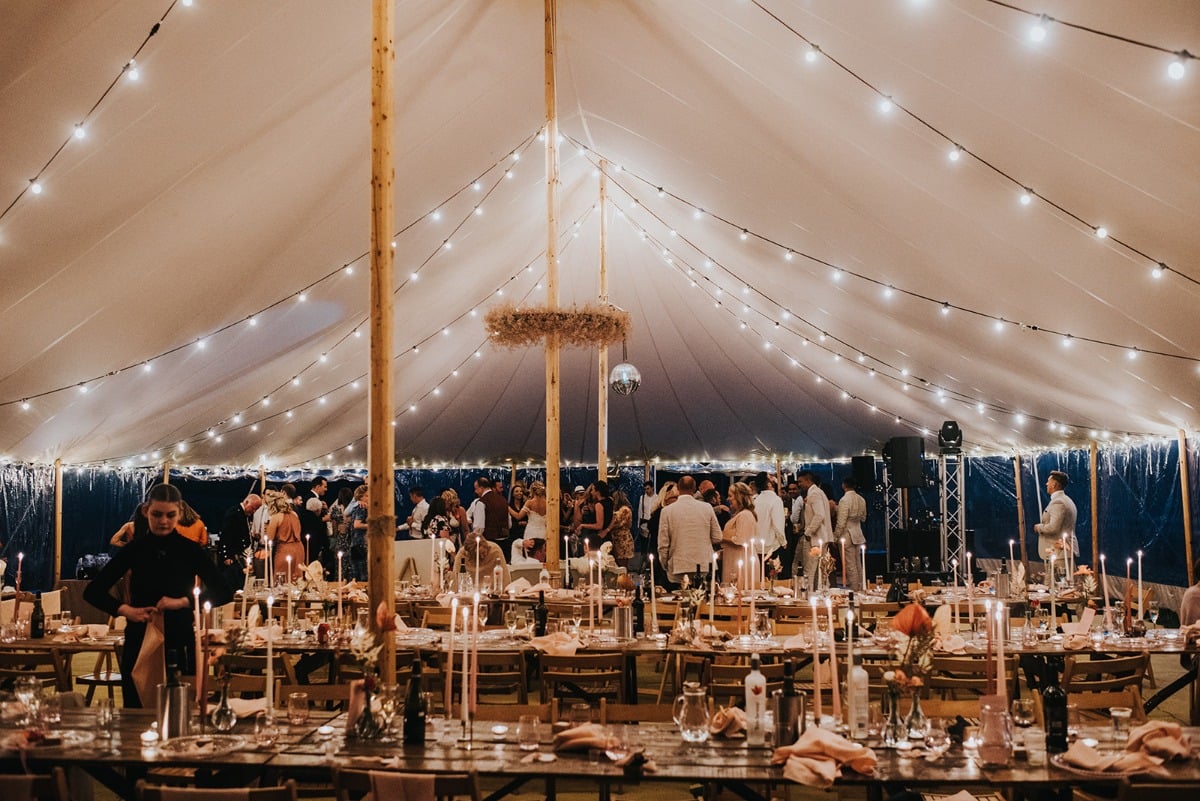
[544,0,563,575]
[53,458,63,585]
[368,0,396,683]
[1180,430,1194,586]
[1089,440,1100,566]
[1013,454,1028,570]
[597,159,609,481]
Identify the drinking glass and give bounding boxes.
[1147,601,1159,626]
[39,692,62,726]
[97,698,116,739]
[1011,698,1035,730]
[874,575,885,592]
[571,605,583,630]
[514,611,529,635]
[254,714,279,747]
[923,720,951,758]
[517,714,540,751]
[505,609,519,636]
[1110,707,1132,742]
[569,702,591,727]
[376,686,397,737]
[1025,729,1047,766]
[14,676,41,725]
[722,583,737,604]
[60,609,73,629]
[604,728,629,761]
[287,692,310,726]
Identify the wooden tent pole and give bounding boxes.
[1089,440,1099,566]
[1013,454,1028,571]
[53,458,63,586]
[259,465,266,495]
[163,462,170,484]
[596,158,609,483]
[775,456,783,488]
[1181,430,1194,586]
[544,0,563,576]
[368,0,397,684]
[644,461,651,483]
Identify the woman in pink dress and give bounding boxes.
[267,492,304,582]
[720,482,757,584]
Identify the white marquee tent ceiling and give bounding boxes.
[1,0,1197,469]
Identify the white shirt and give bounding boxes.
[789,497,804,529]
[411,498,429,532]
[251,504,271,541]
[468,498,485,534]
[754,489,786,551]
[637,491,659,524]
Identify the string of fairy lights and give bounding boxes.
[617,198,1153,452]
[751,0,1199,290]
[1,0,189,225]
[976,0,1196,72]
[80,201,597,471]
[580,144,1200,368]
[4,131,539,411]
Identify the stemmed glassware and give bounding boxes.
[923,719,951,759]
[505,609,519,637]
[571,605,583,632]
[1147,600,1160,626]
[14,676,41,725]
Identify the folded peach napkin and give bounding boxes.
[1062,740,1164,774]
[552,724,608,753]
[708,705,747,738]
[228,697,268,719]
[1126,721,1191,760]
[131,614,166,707]
[771,725,877,788]
[530,632,583,656]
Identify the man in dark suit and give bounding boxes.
[220,493,262,588]
[298,477,330,567]
[475,476,511,556]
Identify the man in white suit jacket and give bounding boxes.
[1034,470,1077,561]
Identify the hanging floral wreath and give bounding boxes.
[485,303,631,349]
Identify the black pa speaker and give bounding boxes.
[884,436,925,488]
[851,455,876,491]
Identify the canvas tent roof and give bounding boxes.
[1,0,1197,469]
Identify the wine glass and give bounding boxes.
[571,605,583,631]
[1147,600,1160,626]
[13,676,41,725]
[515,610,529,636]
[505,609,519,636]
[722,583,737,604]
[923,721,951,759]
[1011,698,1035,730]
[604,728,630,761]
[376,685,398,740]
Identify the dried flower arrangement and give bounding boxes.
[485,303,631,348]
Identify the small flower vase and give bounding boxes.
[883,689,906,747]
[210,677,237,732]
[906,692,927,739]
[353,675,384,741]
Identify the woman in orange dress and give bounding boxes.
[266,492,304,582]
[175,500,208,546]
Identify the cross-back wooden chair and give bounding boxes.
[332,769,480,801]
[539,652,625,704]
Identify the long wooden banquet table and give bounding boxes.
[3,705,1200,800]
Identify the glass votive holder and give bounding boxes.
[1110,707,1132,742]
[1024,729,1047,766]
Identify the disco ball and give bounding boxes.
[609,362,642,396]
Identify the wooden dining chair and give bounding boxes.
[75,637,123,704]
[0,767,70,801]
[332,768,480,801]
[420,607,457,630]
[599,698,679,724]
[276,682,352,711]
[539,652,625,704]
[224,653,297,698]
[927,654,1019,699]
[447,650,528,704]
[858,602,900,630]
[0,649,70,691]
[1062,652,1148,693]
[136,780,298,801]
[919,697,982,721]
[707,658,784,707]
[461,701,552,722]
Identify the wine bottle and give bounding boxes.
[533,590,548,637]
[30,593,45,639]
[1042,663,1069,754]
[403,657,427,745]
[744,653,767,746]
[846,638,870,740]
[778,657,801,744]
[997,559,1010,599]
[632,584,645,635]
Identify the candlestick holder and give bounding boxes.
[458,714,476,750]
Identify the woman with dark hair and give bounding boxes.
[423,496,452,540]
[579,481,614,551]
[85,483,232,707]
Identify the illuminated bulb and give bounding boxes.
[298,291,307,301]
[412,346,420,354]
[347,444,354,451]
[878,96,894,114]
[215,435,223,443]
[763,341,771,350]
[739,229,749,241]
[1015,413,1026,425]
[451,370,458,377]
[1061,335,1072,348]
[739,322,747,330]
[319,353,327,362]
[901,368,909,376]
[319,396,327,404]
[410,272,419,281]
[78,384,88,394]
[207,429,216,438]
[1029,15,1049,42]
[472,181,481,191]
[182,0,193,6]
[657,187,665,198]
[1153,263,1166,278]
[391,241,396,248]
[818,333,826,342]
[286,410,293,418]
[443,241,452,250]
[73,124,86,139]
[1020,190,1033,205]
[262,397,270,406]
[1095,226,1108,239]
[781,310,790,321]
[504,170,513,180]
[474,350,481,358]
[993,319,1005,332]
[805,45,819,63]
[742,305,750,313]
[410,404,417,412]
[693,209,703,220]
[248,316,257,326]
[790,358,798,367]
[841,391,849,400]
[469,308,477,317]
[1168,56,1186,80]
[354,329,362,337]
[351,380,360,389]
[947,147,961,162]
[292,377,300,386]
[126,60,140,81]
[669,229,677,237]
[832,268,843,281]
[433,387,441,395]
[511,152,520,162]
[940,302,950,315]
[857,353,865,363]
[177,442,188,453]
[742,286,750,295]
[704,259,713,268]
[1127,348,1138,360]
[20,400,30,411]
[143,362,152,372]
[883,285,894,298]
[977,403,985,414]
[30,180,43,195]
[430,209,442,221]
[474,206,482,216]
[233,414,242,424]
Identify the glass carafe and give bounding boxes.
[978,699,1013,766]
[673,682,711,743]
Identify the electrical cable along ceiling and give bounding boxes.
[0,0,1196,468]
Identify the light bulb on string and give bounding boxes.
[940,302,950,315]
[947,146,962,162]
[878,96,894,114]
[20,400,30,411]
[1095,226,1108,239]
[1029,15,1050,42]
[29,180,43,195]
[126,60,140,81]
[73,124,86,140]
[1019,189,1033,205]
[1168,52,1188,80]
[1153,263,1166,279]
[805,44,819,63]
